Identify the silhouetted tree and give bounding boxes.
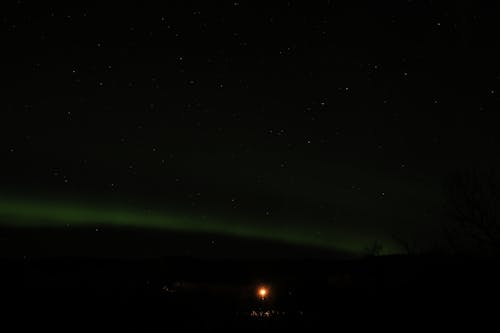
[364,240,383,257]
[391,234,421,256]
[443,167,500,255]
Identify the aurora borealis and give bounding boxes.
[2,1,500,259]
[0,195,391,254]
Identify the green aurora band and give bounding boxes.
[0,196,399,255]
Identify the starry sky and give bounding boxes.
[1,0,500,257]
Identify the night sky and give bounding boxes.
[2,0,500,257]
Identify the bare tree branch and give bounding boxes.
[443,166,500,255]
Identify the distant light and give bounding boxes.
[258,287,268,300]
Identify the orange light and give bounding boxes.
[258,287,268,299]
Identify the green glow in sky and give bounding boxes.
[0,196,400,255]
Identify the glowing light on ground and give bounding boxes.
[258,287,269,300]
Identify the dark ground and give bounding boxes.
[2,252,499,331]
[1,226,498,331]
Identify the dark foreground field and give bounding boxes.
[2,254,499,331]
